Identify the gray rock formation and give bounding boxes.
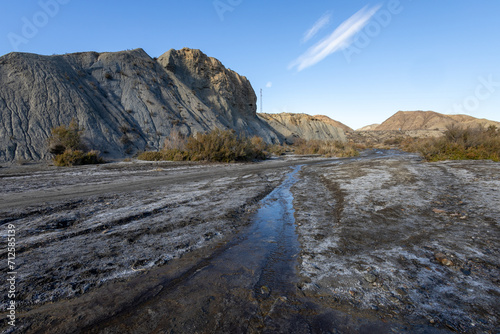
[258,113,346,143]
[0,48,280,162]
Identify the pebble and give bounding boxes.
[364,273,377,283]
[260,285,271,298]
[435,252,453,266]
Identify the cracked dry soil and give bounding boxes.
[0,151,499,333]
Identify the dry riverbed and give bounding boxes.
[293,151,500,333]
[0,151,499,333]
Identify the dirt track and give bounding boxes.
[1,151,499,333]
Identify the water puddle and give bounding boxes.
[250,165,302,300]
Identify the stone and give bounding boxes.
[364,273,377,283]
[435,252,453,266]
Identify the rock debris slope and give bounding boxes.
[0,48,281,162]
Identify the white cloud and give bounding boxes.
[302,11,332,43]
[266,81,273,88]
[289,4,382,72]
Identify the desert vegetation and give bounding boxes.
[289,138,360,157]
[402,125,500,162]
[138,129,267,162]
[138,130,361,163]
[48,119,103,166]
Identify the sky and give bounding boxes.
[0,0,499,129]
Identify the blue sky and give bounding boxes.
[1,1,499,129]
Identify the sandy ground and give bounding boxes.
[0,151,499,333]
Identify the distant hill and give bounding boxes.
[312,115,353,133]
[258,113,346,143]
[371,110,500,131]
[0,48,281,162]
[357,124,380,131]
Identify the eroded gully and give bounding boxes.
[84,155,409,333]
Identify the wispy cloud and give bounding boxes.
[266,81,273,88]
[302,11,332,43]
[289,4,382,72]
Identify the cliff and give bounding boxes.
[0,48,280,162]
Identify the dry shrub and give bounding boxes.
[266,144,287,156]
[54,150,103,167]
[402,125,500,162]
[48,119,85,155]
[291,138,359,157]
[383,136,406,146]
[184,129,266,162]
[139,129,267,162]
[136,151,166,161]
[163,130,187,150]
[48,120,104,166]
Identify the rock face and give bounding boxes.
[258,113,346,143]
[0,48,280,162]
[157,48,277,141]
[372,110,500,131]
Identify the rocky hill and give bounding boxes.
[311,115,353,133]
[356,124,380,131]
[258,113,346,143]
[372,110,500,131]
[0,48,280,162]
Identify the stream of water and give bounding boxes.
[89,166,305,332]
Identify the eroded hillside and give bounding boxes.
[0,48,280,162]
[258,113,347,143]
[372,110,500,131]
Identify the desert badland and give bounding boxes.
[0,47,499,334]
